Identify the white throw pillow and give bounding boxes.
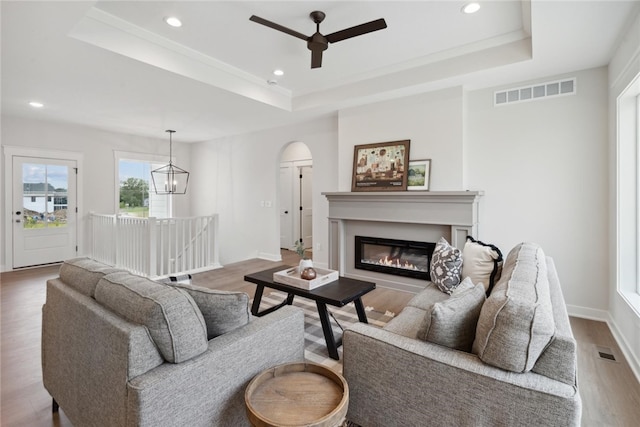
[461,236,503,293]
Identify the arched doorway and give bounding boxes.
[279,142,313,254]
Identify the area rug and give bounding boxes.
[256,291,395,373]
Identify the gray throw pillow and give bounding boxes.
[166,282,251,340]
[424,278,486,352]
[430,237,463,294]
[95,272,208,363]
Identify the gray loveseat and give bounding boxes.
[42,258,305,426]
[343,242,582,426]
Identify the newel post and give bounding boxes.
[148,217,157,277]
[211,214,221,268]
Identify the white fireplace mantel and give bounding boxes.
[322,191,483,293]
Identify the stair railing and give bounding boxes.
[90,212,221,278]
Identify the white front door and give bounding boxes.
[12,156,77,268]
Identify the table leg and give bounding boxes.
[316,301,340,360]
[353,298,369,324]
[251,285,289,317]
[251,284,265,316]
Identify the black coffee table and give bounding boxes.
[244,266,376,360]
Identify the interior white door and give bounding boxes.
[12,156,77,268]
[300,165,313,250]
[280,164,294,249]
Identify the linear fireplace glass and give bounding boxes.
[355,236,436,280]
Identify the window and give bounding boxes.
[617,72,640,311]
[30,196,36,203]
[115,151,171,219]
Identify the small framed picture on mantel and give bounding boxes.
[407,159,431,191]
[352,140,410,192]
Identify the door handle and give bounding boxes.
[15,219,21,223]
[284,211,289,214]
[15,211,21,215]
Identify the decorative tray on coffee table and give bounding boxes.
[273,267,339,290]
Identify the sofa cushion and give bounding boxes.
[406,282,450,310]
[461,236,503,294]
[383,305,429,340]
[472,242,555,373]
[384,282,449,339]
[430,237,463,294]
[95,272,208,363]
[165,282,251,340]
[384,278,484,351]
[59,257,124,298]
[424,278,486,352]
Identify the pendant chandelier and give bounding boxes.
[151,130,190,195]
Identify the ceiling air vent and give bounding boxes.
[494,78,576,106]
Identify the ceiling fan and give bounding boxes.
[249,11,387,69]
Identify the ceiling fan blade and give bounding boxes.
[311,49,323,69]
[325,18,387,44]
[249,15,308,41]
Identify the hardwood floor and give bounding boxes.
[1,264,73,427]
[1,252,638,426]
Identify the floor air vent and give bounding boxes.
[494,78,576,106]
[596,345,617,362]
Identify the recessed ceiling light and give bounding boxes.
[164,16,182,28]
[462,2,481,14]
[29,101,44,108]
[273,69,284,77]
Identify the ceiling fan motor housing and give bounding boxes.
[308,33,328,52]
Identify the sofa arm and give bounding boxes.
[126,305,305,427]
[343,323,581,427]
[42,279,165,427]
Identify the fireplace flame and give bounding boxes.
[378,256,418,271]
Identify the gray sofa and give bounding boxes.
[42,258,305,427]
[343,242,582,426]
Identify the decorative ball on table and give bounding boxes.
[301,267,317,280]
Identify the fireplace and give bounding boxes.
[324,191,482,293]
[355,236,436,280]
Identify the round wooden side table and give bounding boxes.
[245,362,349,427]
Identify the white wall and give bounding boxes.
[189,115,338,267]
[467,67,609,316]
[0,116,191,270]
[608,10,640,379]
[338,87,464,191]
[336,68,610,317]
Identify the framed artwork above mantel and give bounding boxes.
[407,159,431,191]
[351,140,410,192]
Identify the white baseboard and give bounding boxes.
[566,304,609,322]
[185,264,223,275]
[606,313,640,385]
[567,304,640,385]
[258,252,282,262]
